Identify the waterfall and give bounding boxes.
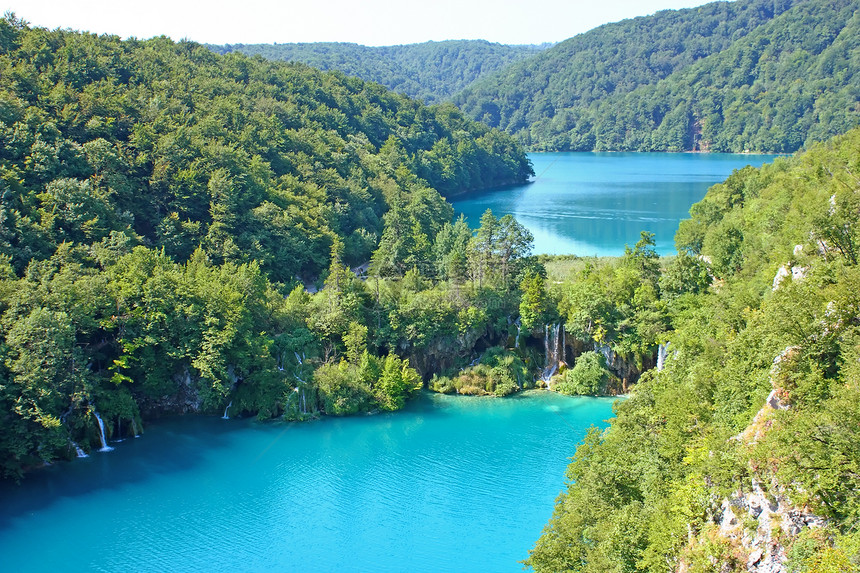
[294,351,303,365]
[514,320,522,349]
[596,343,612,366]
[71,440,88,458]
[657,342,670,372]
[562,327,566,364]
[542,324,563,382]
[131,417,141,438]
[222,400,233,420]
[114,419,124,443]
[92,410,114,452]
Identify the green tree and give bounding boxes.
[556,351,610,395]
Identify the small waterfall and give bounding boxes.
[562,327,566,364]
[542,324,563,382]
[294,352,303,365]
[514,320,522,349]
[92,410,114,452]
[114,419,124,443]
[222,401,233,420]
[131,417,141,438]
[657,342,670,372]
[71,440,88,458]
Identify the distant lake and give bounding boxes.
[452,152,781,256]
[0,391,617,572]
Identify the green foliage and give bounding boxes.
[555,351,610,395]
[518,270,551,331]
[527,130,860,571]
[0,17,539,479]
[0,19,531,280]
[556,241,670,370]
[786,528,860,573]
[314,351,421,415]
[659,252,712,298]
[430,346,530,397]
[375,353,422,410]
[208,40,546,105]
[456,0,859,152]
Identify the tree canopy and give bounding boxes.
[526,127,860,572]
[208,40,547,105]
[455,0,860,152]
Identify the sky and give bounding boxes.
[3,0,718,46]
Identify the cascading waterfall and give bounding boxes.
[294,352,303,365]
[71,440,88,458]
[293,375,309,415]
[92,410,114,452]
[514,320,522,349]
[657,342,669,372]
[131,417,140,438]
[559,324,567,364]
[542,324,563,382]
[114,419,124,443]
[595,343,614,367]
[222,401,233,420]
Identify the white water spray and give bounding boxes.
[222,401,232,420]
[542,324,563,382]
[71,440,88,458]
[92,410,114,452]
[657,342,669,372]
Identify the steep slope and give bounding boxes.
[526,129,860,571]
[208,40,546,104]
[0,16,537,480]
[456,0,860,153]
[455,0,800,141]
[0,18,531,282]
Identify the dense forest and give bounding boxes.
[3,7,860,572]
[527,128,860,572]
[207,40,546,105]
[0,15,536,479]
[455,0,860,152]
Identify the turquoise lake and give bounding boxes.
[452,152,781,256]
[0,391,617,572]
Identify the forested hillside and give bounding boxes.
[456,0,860,152]
[208,40,545,104]
[0,16,535,479]
[526,128,860,572]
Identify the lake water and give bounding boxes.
[0,391,617,572]
[453,152,781,256]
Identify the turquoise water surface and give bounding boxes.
[452,152,781,256]
[0,391,617,572]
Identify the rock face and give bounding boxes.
[681,346,826,573]
[137,368,204,417]
[716,480,825,573]
[407,325,503,380]
[593,342,645,393]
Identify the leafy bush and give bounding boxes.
[555,351,610,395]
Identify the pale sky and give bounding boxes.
[4,0,718,46]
